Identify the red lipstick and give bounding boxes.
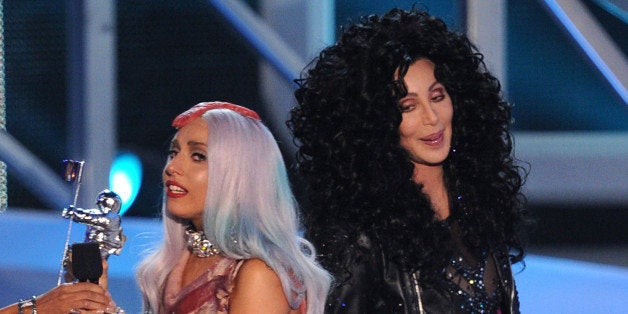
[165,180,187,198]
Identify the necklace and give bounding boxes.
[185,225,221,257]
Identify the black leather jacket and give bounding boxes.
[322,232,519,314]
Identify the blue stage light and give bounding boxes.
[543,0,628,105]
[109,152,142,216]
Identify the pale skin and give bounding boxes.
[0,260,115,314]
[397,59,454,220]
[163,117,301,313]
[229,259,301,314]
[178,255,299,314]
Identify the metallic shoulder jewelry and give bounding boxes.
[185,225,221,257]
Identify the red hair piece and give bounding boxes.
[172,101,261,128]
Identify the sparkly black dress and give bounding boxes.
[319,219,519,314]
[423,219,517,313]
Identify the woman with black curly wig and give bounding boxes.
[287,7,530,314]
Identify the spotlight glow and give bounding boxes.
[109,152,142,216]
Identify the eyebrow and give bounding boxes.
[401,81,442,98]
[169,139,207,148]
[187,141,207,148]
[428,81,442,91]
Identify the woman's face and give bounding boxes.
[397,59,453,168]
[163,117,209,229]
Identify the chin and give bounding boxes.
[419,153,450,166]
[423,160,446,167]
[166,205,185,218]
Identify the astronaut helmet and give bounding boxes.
[96,189,122,214]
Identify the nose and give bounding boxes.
[421,103,439,126]
[164,158,183,177]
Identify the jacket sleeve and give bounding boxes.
[320,231,406,313]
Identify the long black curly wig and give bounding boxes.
[287,8,530,280]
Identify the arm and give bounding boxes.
[0,282,114,314]
[320,231,406,313]
[322,236,378,313]
[228,258,294,314]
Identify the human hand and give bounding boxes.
[35,282,117,314]
[99,258,109,290]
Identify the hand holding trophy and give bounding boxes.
[1,160,126,314]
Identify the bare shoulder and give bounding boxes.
[235,258,283,294]
[230,258,292,313]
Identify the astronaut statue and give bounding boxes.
[62,189,127,258]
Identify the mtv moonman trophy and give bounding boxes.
[58,159,126,313]
[62,189,127,258]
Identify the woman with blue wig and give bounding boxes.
[136,102,331,313]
